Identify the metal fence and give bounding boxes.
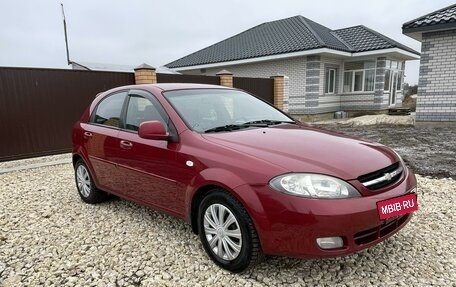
[0,67,274,162]
[157,73,274,103]
[157,73,220,85]
[233,76,274,104]
[0,67,135,162]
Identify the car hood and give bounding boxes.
[201,124,399,180]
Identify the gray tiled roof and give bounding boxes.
[403,4,456,31]
[333,25,419,54]
[166,16,418,68]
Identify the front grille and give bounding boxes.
[358,162,403,190]
[354,214,409,245]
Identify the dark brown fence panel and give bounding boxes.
[0,67,134,162]
[157,73,219,85]
[233,76,274,104]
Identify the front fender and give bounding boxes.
[184,167,269,237]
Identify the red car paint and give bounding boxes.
[72,83,416,257]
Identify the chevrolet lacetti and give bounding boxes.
[72,83,418,272]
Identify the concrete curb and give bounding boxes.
[0,159,72,174]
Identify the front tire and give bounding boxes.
[197,189,262,272]
[74,159,107,204]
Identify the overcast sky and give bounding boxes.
[0,0,454,84]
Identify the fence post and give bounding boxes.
[271,75,287,110]
[216,70,233,87]
[134,63,156,84]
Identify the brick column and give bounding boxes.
[283,75,290,112]
[304,55,321,111]
[374,57,386,108]
[271,75,286,110]
[216,70,233,87]
[134,63,156,84]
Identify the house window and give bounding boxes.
[343,72,353,93]
[396,72,403,90]
[354,71,363,91]
[325,69,336,94]
[384,60,404,91]
[364,70,375,91]
[343,61,376,93]
[384,70,391,91]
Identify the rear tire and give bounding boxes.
[74,159,107,204]
[197,189,262,273]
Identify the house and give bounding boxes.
[166,16,419,119]
[403,4,456,124]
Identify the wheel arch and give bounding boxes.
[189,181,266,237]
[72,153,83,167]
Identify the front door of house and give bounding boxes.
[389,71,398,106]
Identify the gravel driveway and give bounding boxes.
[0,159,455,286]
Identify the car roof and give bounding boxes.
[141,83,233,91]
[95,83,234,101]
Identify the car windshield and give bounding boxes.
[163,89,294,133]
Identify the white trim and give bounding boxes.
[170,47,419,71]
[353,48,419,59]
[172,48,350,71]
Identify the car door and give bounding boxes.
[81,91,127,193]
[116,90,185,216]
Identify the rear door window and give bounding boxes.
[92,92,127,128]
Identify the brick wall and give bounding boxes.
[183,57,307,114]
[416,29,456,122]
[182,55,405,116]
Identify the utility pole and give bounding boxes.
[61,3,71,65]
[60,3,90,70]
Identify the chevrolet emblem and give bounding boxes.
[384,172,392,181]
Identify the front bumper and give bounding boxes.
[234,168,417,258]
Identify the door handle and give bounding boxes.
[83,131,93,138]
[120,140,133,149]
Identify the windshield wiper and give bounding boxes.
[204,124,246,133]
[204,120,294,133]
[242,119,296,126]
[204,123,268,133]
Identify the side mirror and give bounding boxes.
[138,121,169,140]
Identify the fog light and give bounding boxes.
[316,237,344,249]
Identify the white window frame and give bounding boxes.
[326,68,336,94]
[343,68,376,93]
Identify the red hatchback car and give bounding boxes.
[72,83,417,272]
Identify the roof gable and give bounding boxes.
[166,16,418,69]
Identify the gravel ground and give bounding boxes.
[0,162,455,286]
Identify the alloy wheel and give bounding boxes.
[76,165,91,197]
[203,203,242,260]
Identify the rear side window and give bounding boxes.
[92,92,127,128]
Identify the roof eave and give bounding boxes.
[169,48,352,71]
[352,47,420,60]
[169,47,419,71]
[402,23,456,42]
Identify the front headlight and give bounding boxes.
[269,173,361,199]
